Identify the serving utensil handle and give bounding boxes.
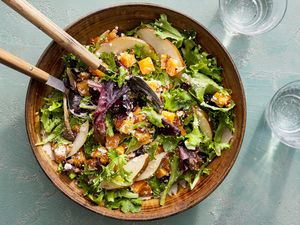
[2,0,101,69]
[0,48,49,82]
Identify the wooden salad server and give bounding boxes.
[2,0,113,75]
[2,0,163,109]
[0,48,65,92]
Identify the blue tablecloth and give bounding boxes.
[0,1,299,224]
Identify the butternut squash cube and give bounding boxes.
[138,57,155,75]
[166,57,180,76]
[161,110,175,124]
[89,68,105,78]
[160,54,168,69]
[211,92,232,108]
[119,52,136,68]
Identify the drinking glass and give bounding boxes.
[219,0,288,35]
[266,80,300,149]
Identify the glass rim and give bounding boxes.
[219,0,288,36]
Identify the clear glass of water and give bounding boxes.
[266,80,300,149]
[219,0,288,35]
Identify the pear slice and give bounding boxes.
[136,28,185,68]
[95,36,154,56]
[100,153,149,190]
[136,152,167,181]
[193,106,213,139]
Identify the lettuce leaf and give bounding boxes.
[184,113,203,150]
[180,31,222,83]
[79,96,97,110]
[144,142,159,160]
[133,44,158,61]
[148,176,166,196]
[182,73,235,111]
[126,137,143,153]
[181,38,202,66]
[105,112,114,137]
[106,197,141,213]
[38,91,70,145]
[210,111,234,156]
[183,166,211,190]
[118,66,128,88]
[152,14,184,48]
[190,55,222,83]
[160,154,181,205]
[62,53,88,72]
[162,88,194,112]
[89,189,142,213]
[156,135,183,152]
[99,52,117,71]
[208,110,235,133]
[143,70,172,87]
[141,106,164,127]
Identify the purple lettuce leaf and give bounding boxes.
[87,80,129,145]
[178,146,203,171]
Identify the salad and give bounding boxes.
[38,14,235,213]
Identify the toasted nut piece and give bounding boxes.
[86,159,98,170]
[105,134,120,149]
[91,147,109,165]
[139,183,152,197]
[173,117,186,136]
[119,113,135,134]
[156,145,164,154]
[107,28,119,41]
[131,180,152,197]
[156,167,169,179]
[161,157,171,172]
[68,150,86,167]
[131,180,147,193]
[134,131,152,145]
[77,80,90,96]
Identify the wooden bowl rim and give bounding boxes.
[25,3,246,221]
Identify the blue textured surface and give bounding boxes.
[0,1,299,225]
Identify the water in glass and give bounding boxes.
[219,0,287,35]
[266,81,300,149]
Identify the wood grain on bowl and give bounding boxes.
[25,4,246,220]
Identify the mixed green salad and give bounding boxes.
[38,14,235,213]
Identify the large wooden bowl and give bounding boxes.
[25,4,246,220]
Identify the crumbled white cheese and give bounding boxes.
[179,180,187,189]
[64,163,73,171]
[54,145,67,157]
[176,111,185,117]
[140,196,152,200]
[168,183,178,196]
[42,143,54,160]
[98,147,107,154]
